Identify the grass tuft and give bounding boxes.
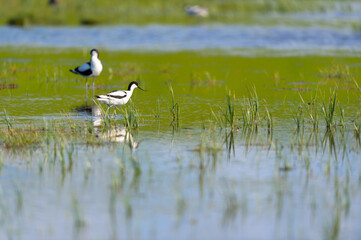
[322,92,337,130]
[169,84,180,129]
[123,102,140,130]
[241,87,259,128]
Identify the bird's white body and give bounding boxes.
[89,54,103,77]
[96,81,144,116]
[185,5,209,17]
[70,49,102,88]
[96,84,138,107]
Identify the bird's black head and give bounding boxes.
[90,49,99,57]
[128,81,145,91]
[128,81,139,90]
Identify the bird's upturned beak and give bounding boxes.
[138,86,146,91]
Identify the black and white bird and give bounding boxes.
[96,81,145,116]
[70,49,103,88]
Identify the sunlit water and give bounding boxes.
[0,31,361,239]
[1,25,361,53]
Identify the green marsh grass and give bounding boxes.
[293,105,304,133]
[169,84,180,129]
[1,48,361,239]
[190,72,217,88]
[210,90,237,130]
[0,113,105,150]
[319,63,352,80]
[322,92,337,130]
[354,112,361,140]
[225,130,235,157]
[224,91,235,129]
[123,102,140,130]
[299,93,319,131]
[241,87,259,129]
[264,102,273,136]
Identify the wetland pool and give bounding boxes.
[0,48,361,240]
[1,24,361,53]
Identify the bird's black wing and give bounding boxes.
[106,90,127,99]
[70,62,92,76]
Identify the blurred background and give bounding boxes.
[1,0,360,54]
[1,0,361,27]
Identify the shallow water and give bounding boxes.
[0,47,361,240]
[1,25,361,54]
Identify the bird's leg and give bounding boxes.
[85,78,88,97]
[92,77,95,96]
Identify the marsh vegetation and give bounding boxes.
[0,46,360,239]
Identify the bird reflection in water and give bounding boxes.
[74,103,139,149]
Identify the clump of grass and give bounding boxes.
[353,78,361,98]
[354,112,361,139]
[224,91,235,129]
[169,84,180,129]
[319,64,352,81]
[190,72,217,87]
[241,87,259,128]
[339,105,345,128]
[123,102,139,130]
[322,92,337,130]
[7,13,33,27]
[3,109,14,133]
[299,93,319,131]
[0,112,102,150]
[210,90,236,130]
[264,101,273,136]
[225,130,235,157]
[293,105,304,133]
[2,125,44,149]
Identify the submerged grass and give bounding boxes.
[123,102,140,130]
[299,93,319,131]
[1,46,361,240]
[169,84,180,129]
[0,114,101,150]
[293,105,304,133]
[354,112,361,139]
[224,91,235,129]
[322,92,337,130]
[241,87,259,128]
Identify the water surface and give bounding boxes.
[0,47,361,240]
[1,25,361,54]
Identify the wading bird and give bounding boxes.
[70,49,103,89]
[185,5,209,18]
[96,81,145,116]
